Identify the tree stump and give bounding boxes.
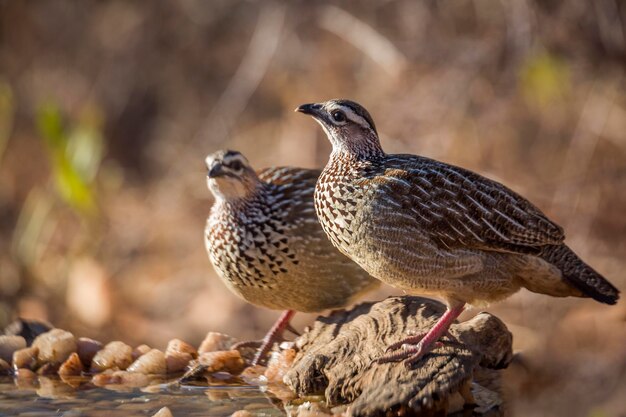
[284,296,513,416]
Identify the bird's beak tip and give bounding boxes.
[295,103,318,115]
[208,165,222,178]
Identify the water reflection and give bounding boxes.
[0,376,285,417]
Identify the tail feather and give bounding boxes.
[540,245,619,305]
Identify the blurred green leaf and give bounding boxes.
[36,102,103,215]
[521,52,571,107]
[67,109,105,182]
[53,152,96,213]
[37,103,65,149]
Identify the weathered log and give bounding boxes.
[284,296,513,416]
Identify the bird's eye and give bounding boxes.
[332,111,346,123]
[229,160,243,171]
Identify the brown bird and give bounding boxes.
[204,150,379,364]
[297,99,620,366]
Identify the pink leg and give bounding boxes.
[251,310,296,366]
[377,303,465,367]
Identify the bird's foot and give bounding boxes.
[384,330,457,353]
[376,303,466,368]
[377,340,444,367]
[384,332,428,352]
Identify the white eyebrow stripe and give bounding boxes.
[335,105,371,130]
[223,153,249,166]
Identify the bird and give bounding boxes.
[204,149,379,365]
[296,99,620,367]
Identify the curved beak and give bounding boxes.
[295,103,322,116]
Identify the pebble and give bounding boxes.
[90,341,133,372]
[165,339,197,374]
[166,339,197,357]
[36,362,60,375]
[32,329,77,364]
[231,410,253,417]
[151,406,174,417]
[198,350,245,374]
[265,348,296,383]
[92,370,151,388]
[76,337,103,366]
[132,344,151,361]
[13,346,39,370]
[0,358,10,374]
[14,368,38,389]
[37,376,74,399]
[59,352,84,376]
[0,335,27,362]
[239,365,268,385]
[198,332,237,354]
[127,349,167,374]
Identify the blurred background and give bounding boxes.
[0,1,624,415]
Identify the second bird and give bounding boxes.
[204,150,379,364]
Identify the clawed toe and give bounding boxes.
[385,332,427,353]
[377,340,446,367]
[377,344,422,364]
[231,340,264,350]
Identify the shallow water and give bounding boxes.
[0,377,286,417]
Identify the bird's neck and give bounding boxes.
[330,143,385,166]
[329,132,385,163]
[214,181,269,213]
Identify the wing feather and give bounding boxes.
[373,155,565,254]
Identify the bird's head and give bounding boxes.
[205,150,258,201]
[296,99,384,159]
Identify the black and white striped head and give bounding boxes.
[296,99,384,158]
[205,150,259,201]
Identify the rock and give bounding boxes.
[152,406,174,417]
[285,296,513,417]
[166,339,197,357]
[166,351,193,374]
[76,337,103,367]
[239,365,267,385]
[0,335,27,363]
[12,346,39,370]
[165,339,197,374]
[37,376,74,399]
[0,358,10,375]
[14,368,38,389]
[127,349,167,374]
[231,411,253,417]
[287,402,334,417]
[92,370,151,388]
[32,329,77,364]
[265,348,296,384]
[132,344,152,361]
[59,352,84,376]
[3,319,53,345]
[198,332,237,354]
[37,362,60,375]
[90,341,133,372]
[198,350,245,374]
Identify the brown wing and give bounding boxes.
[371,155,565,254]
[258,166,321,188]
